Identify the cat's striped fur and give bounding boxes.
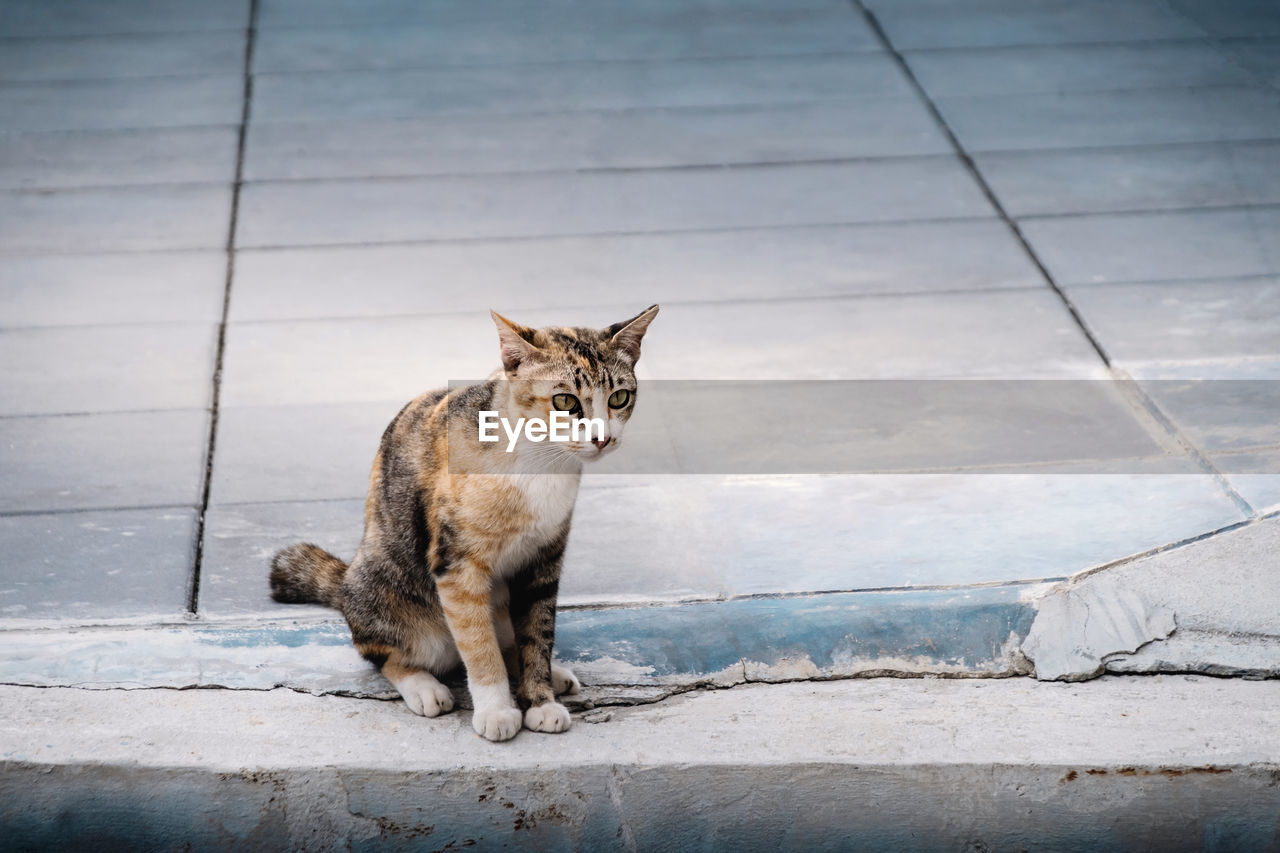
[270,305,658,741]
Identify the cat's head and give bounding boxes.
[489,305,659,463]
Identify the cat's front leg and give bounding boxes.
[436,563,523,742]
[509,569,571,734]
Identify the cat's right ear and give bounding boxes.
[490,310,543,373]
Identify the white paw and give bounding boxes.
[551,662,580,696]
[395,672,454,717]
[472,705,524,742]
[524,702,571,734]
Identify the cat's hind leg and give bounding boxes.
[359,643,455,717]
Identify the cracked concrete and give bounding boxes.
[1022,515,1280,682]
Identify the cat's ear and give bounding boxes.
[604,304,659,362]
[490,310,543,372]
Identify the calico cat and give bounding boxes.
[269,305,659,741]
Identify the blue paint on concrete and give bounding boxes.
[555,585,1038,677]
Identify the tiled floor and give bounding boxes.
[1,0,1277,636]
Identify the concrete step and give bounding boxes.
[2,676,1277,850]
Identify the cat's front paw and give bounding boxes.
[472,705,523,742]
[524,701,571,734]
[551,662,580,696]
[396,673,454,717]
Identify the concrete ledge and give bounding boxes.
[3,677,1278,850]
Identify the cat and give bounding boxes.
[269,305,659,741]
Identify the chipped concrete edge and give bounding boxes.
[1020,517,1280,682]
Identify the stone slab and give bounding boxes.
[242,99,951,180]
[208,403,398,505]
[865,0,1204,49]
[0,508,196,621]
[0,323,217,416]
[1221,451,1280,513]
[0,0,250,37]
[198,500,363,618]
[197,469,1242,616]
[977,142,1280,217]
[251,55,911,123]
[229,220,1040,321]
[252,12,878,71]
[0,31,245,82]
[905,42,1253,97]
[1130,374,1280,456]
[936,87,1280,152]
[0,126,240,190]
[256,0,853,30]
[0,184,233,253]
[0,410,208,513]
[1022,207,1280,286]
[236,159,991,248]
[640,290,1103,379]
[219,318,494,407]
[1068,277,1280,365]
[0,251,228,327]
[0,75,245,132]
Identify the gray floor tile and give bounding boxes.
[194,472,1246,611]
[230,220,1041,321]
[905,42,1253,97]
[0,32,245,82]
[703,473,1243,593]
[1219,450,1280,513]
[1068,277,1280,365]
[0,184,232,253]
[1022,207,1280,285]
[251,55,911,123]
[253,13,878,71]
[565,473,1244,600]
[647,379,1175,476]
[0,508,196,622]
[936,87,1280,152]
[256,0,853,30]
[0,127,239,190]
[1134,368,1280,459]
[0,410,208,513]
[236,159,991,248]
[1222,38,1280,88]
[640,291,1104,379]
[242,99,950,180]
[0,0,250,37]
[0,75,244,132]
[0,324,216,416]
[865,0,1204,49]
[219,316,497,408]
[1167,0,1280,37]
[0,252,227,327]
[977,142,1280,216]
[209,403,399,504]
[199,500,360,617]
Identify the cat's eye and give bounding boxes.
[552,393,581,413]
[608,389,632,409]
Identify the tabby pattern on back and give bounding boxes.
[270,305,659,741]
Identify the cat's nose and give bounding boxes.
[592,436,611,450]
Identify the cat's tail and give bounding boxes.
[269,543,349,610]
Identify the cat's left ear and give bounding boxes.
[604,304,659,362]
